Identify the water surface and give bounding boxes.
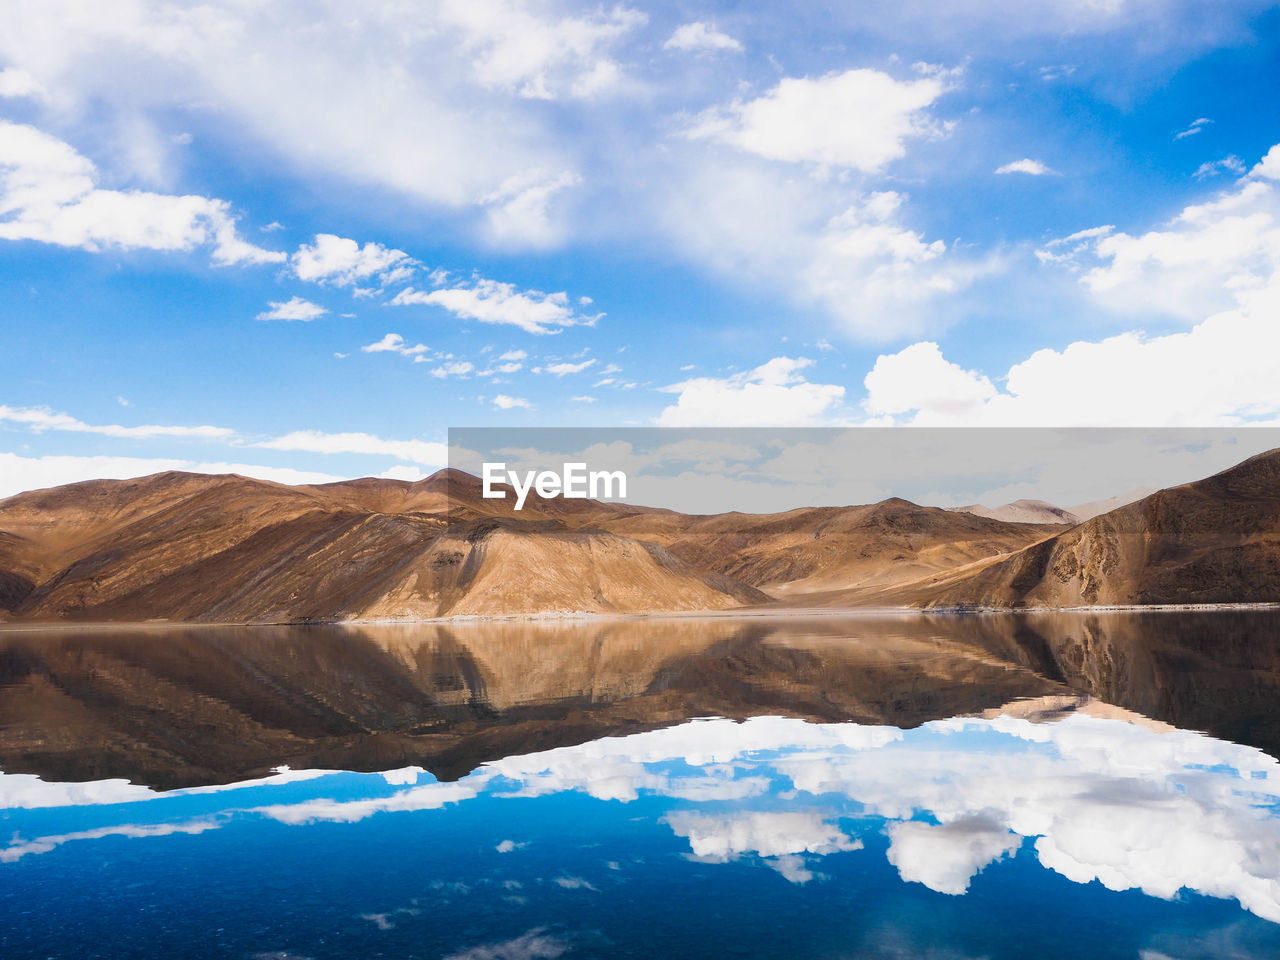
[2,611,1279,958]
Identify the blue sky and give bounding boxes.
[2,0,1280,494]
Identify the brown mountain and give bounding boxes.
[593,498,1059,599]
[0,468,1060,623]
[905,447,1280,608]
[0,471,763,623]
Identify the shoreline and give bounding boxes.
[3,600,1280,633]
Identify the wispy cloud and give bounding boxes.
[393,278,600,335]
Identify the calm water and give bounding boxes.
[1,611,1279,959]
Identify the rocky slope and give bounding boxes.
[595,498,1059,598]
[0,471,763,622]
[907,447,1280,608]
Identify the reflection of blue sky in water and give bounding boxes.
[3,713,1280,958]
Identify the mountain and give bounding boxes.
[907,448,1280,608]
[949,499,1081,525]
[599,499,1060,600]
[0,471,763,623]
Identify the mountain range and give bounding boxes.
[0,447,1277,622]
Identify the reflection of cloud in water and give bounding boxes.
[886,816,1021,895]
[774,714,1280,920]
[4,713,1279,924]
[666,810,861,884]
[0,766,330,810]
[0,819,219,862]
[442,927,569,960]
[251,780,476,824]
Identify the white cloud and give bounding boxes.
[688,66,954,172]
[393,278,598,335]
[664,22,742,53]
[660,161,993,339]
[431,360,475,379]
[1,819,219,864]
[492,394,532,410]
[0,121,282,265]
[256,296,327,322]
[292,234,411,287]
[570,395,595,403]
[1037,159,1280,321]
[0,404,235,441]
[498,349,528,362]
[256,430,447,466]
[1174,117,1212,140]
[0,67,42,98]
[1192,155,1245,180]
[361,333,429,356]
[665,810,858,862]
[480,169,581,248]
[0,452,347,501]
[656,356,845,426]
[441,0,645,100]
[995,158,1054,175]
[535,358,595,376]
[862,342,997,420]
[886,817,1021,894]
[861,277,1280,425]
[1253,144,1280,180]
[0,1,599,213]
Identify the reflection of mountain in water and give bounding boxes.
[2,610,1278,789]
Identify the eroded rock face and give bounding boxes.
[905,448,1280,609]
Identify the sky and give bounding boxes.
[3,0,1280,495]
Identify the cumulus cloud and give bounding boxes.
[291,234,412,287]
[664,22,742,53]
[688,66,954,172]
[393,278,599,334]
[656,357,845,426]
[1037,156,1280,321]
[860,144,1280,425]
[256,296,328,321]
[886,816,1022,894]
[0,121,282,264]
[995,158,1054,175]
[361,333,429,356]
[860,279,1280,426]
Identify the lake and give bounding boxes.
[2,611,1279,958]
